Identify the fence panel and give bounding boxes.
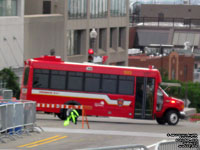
[24,102,36,126]
[0,104,7,132]
[6,104,14,130]
[14,103,24,128]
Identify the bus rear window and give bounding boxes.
[23,67,30,85]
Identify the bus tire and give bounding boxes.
[57,101,81,120]
[166,110,179,125]
[57,109,67,120]
[156,117,166,125]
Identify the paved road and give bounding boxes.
[0,114,200,150]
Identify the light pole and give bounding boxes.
[90,28,97,55]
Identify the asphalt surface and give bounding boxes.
[0,113,200,150]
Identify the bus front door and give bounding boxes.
[134,77,155,119]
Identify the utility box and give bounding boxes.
[3,90,13,100]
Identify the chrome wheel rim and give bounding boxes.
[170,113,178,124]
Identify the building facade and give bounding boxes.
[129,4,200,82]
[140,4,200,19]
[0,0,24,70]
[129,52,194,82]
[24,0,129,65]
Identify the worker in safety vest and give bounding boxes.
[64,109,79,126]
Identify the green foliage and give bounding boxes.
[190,114,200,119]
[0,68,20,99]
[159,69,169,82]
[160,70,200,113]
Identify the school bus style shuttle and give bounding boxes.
[20,55,185,125]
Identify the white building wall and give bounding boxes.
[0,0,24,70]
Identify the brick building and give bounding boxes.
[129,52,194,82]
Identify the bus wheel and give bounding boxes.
[166,110,179,125]
[156,117,166,125]
[57,109,67,120]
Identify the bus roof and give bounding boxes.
[26,55,162,83]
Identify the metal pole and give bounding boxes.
[185,82,188,107]
[92,38,96,55]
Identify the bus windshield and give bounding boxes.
[23,67,30,86]
[159,86,168,97]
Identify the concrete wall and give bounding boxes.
[24,0,129,65]
[24,15,65,60]
[0,0,24,69]
[25,0,65,15]
[141,4,200,19]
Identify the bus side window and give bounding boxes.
[84,73,101,93]
[118,76,134,95]
[33,69,50,89]
[50,70,66,90]
[102,74,117,94]
[67,72,83,91]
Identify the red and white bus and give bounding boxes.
[20,55,185,125]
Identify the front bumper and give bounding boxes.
[180,111,186,119]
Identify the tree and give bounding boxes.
[0,68,20,99]
[160,70,200,112]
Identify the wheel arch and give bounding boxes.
[65,100,81,105]
[64,100,82,115]
[163,108,180,117]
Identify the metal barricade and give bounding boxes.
[0,104,7,143]
[6,104,14,131]
[14,103,24,128]
[23,101,39,134]
[0,104,7,132]
[0,105,6,142]
[155,140,200,150]
[81,144,148,150]
[0,100,38,143]
[24,102,36,126]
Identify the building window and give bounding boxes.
[67,30,82,56]
[68,0,87,19]
[119,27,126,48]
[194,64,198,69]
[0,0,17,16]
[158,12,164,21]
[171,69,175,80]
[110,0,126,17]
[172,32,200,47]
[110,28,114,48]
[184,65,188,80]
[99,29,106,50]
[118,27,124,47]
[90,0,107,18]
[99,29,103,49]
[43,1,51,14]
[119,28,122,47]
